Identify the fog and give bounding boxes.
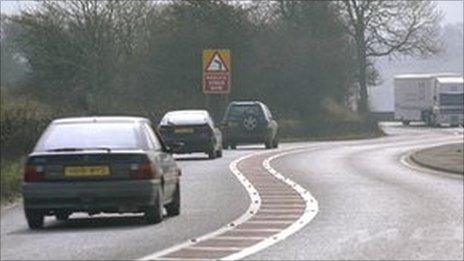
[370,22,464,111]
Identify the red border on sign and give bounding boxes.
[205,51,229,72]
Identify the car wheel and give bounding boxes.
[242,113,259,132]
[265,140,272,149]
[55,211,71,221]
[216,149,223,158]
[208,150,216,159]
[272,138,279,148]
[145,188,163,224]
[166,183,180,217]
[25,209,44,229]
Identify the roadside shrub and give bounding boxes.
[0,88,56,161]
[278,98,383,140]
[0,160,21,204]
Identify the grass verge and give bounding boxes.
[410,143,464,174]
[1,160,22,206]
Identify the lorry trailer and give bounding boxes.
[394,74,463,126]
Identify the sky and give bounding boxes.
[1,0,463,25]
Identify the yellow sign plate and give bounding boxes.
[65,166,110,177]
[203,49,231,94]
[203,49,230,72]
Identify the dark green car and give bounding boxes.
[22,117,181,229]
[221,101,279,149]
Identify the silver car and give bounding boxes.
[158,110,223,159]
[22,116,181,229]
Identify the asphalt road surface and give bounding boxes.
[1,122,463,260]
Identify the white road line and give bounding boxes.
[215,236,267,241]
[185,246,244,251]
[138,146,320,261]
[221,148,319,260]
[259,194,300,197]
[138,151,266,261]
[400,151,464,180]
[151,257,209,261]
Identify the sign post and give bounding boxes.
[203,49,231,120]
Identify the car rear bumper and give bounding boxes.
[223,129,268,144]
[227,136,266,144]
[165,138,214,153]
[22,179,161,212]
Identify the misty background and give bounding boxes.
[370,22,463,111]
[369,0,463,111]
[1,0,463,112]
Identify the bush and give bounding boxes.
[0,160,22,204]
[0,88,56,161]
[278,98,382,140]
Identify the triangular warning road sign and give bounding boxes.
[206,52,229,72]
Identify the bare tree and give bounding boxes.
[339,0,442,114]
[10,0,153,112]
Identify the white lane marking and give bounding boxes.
[138,151,266,261]
[221,149,319,260]
[154,257,207,261]
[400,152,464,180]
[215,236,267,240]
[232,228,282,232]
[185,246,244,251]
[138,147,319,261]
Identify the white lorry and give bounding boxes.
[394,74,464,126]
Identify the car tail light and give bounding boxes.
[129,162,155,180]
[24,165,45,182]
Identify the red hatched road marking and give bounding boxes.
[139,148,319,260]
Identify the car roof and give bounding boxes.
[160,110,211,126]
[165,110,208,116]
[52,116,150,124]
[230,101,263,106]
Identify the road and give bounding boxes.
[1,123,463,260]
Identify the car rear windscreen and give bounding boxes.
[227,105,261,119]
[161,112,208,126]
[34,122,141,151]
